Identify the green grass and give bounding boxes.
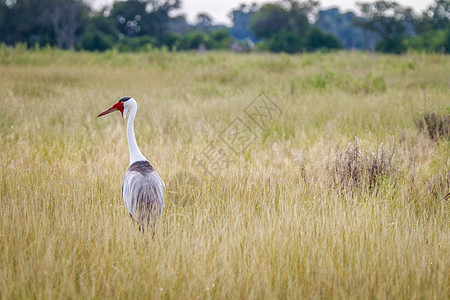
[0,47,449,299]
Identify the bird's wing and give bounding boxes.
[146,170,165,207]
[122,168,165,218]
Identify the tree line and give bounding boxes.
[0,0,449,54]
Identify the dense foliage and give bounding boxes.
[0,0,449,53]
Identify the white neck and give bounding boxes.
[126,104,147,165]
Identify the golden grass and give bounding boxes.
[0,48,449,299]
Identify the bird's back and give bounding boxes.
[122,161,165,230]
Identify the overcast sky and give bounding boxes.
[90,0,432,25]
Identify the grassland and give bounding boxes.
[0,46,449,299]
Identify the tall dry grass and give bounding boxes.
[0,47,449,299]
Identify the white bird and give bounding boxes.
[98,97,165,233]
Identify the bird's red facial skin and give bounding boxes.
[97,102,124,117]
[112,102,125,117]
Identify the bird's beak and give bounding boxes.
[97,106,118,117]
[97,102,124,117]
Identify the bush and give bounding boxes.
[444,26,450,53]
[375,37,406,54]
[266,31,305,53]
[306,28,343,51]
[406,29,448,53]
[331,137,397,192]
[160,32,182,51]
[117,36,157,52]
[210,28,233,50]
[256,29,342,54]
[78,31,115,52]
[426,171,450,200]
[415,110,450,141]
[179,31,210,50]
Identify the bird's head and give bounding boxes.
[97,97,136,119]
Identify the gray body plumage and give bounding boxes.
[122,160,165,230]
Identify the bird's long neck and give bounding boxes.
[127,107,147,165]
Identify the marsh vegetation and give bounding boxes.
[0,47,448,298]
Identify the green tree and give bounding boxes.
[315,8,379,50]
[424,0,450,31]
[48,0,88,49]
[210,28,233,49]
[250,0,343,53]
[78,32,114,52]
[0,0,87,49]
[250,3,290,39]
[444,25,450,51]
[109,0,181,41]
[266,31,305,53]
[0,0,53,45]
[306,27,343,51]
[110,0,146,37]
[145,0,181,40]
[415,0,450,33]
[355,0,414,54]
[229,3,258,41]
[195,12,213,29]
[179,30,209,50]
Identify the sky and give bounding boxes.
[90,0,433,25]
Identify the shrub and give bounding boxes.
[266,31,305,53]
[405,29,447,53]
[78,31,114,52]
[426,171,450,200]
[210,28,233,50]
[405,26,450,54]
[161,32,182,51]
[179,31,210,50]
[415,110,450,141]
[116,36,157,52]
[331,137,397,192]
[306,27,343,52]
[375,37,406,54]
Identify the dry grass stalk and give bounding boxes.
[332,137,397,192]
[0,49,448,299]
[415,110,450,141]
